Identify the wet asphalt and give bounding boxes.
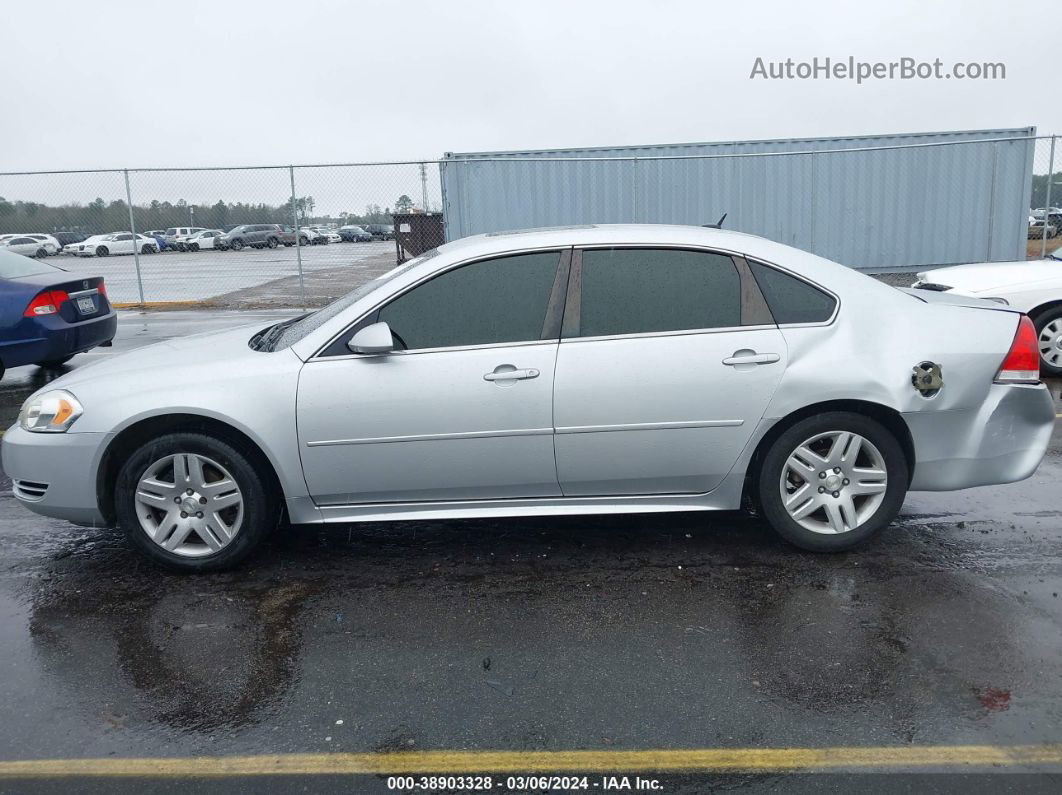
[0,311,1061,793]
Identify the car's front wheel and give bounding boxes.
[756,411,908,552]
[115,432,277,572]
[1033,306,1062,376]
[96,245,109,257]
[230,239,244,251]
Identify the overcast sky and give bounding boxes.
[0,0,1052,171]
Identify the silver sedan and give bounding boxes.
[2,225,1055,571]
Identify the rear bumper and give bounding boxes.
[905,383,1055,491]
[2,425,110,526]
[0,312,117,369]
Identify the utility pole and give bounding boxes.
[420,163,429,212]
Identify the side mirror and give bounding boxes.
[347,321,395,355]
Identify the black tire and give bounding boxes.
[36,355,75,368]
[230,238,244,251]
[34,248,47,258]
[189,243,199,252]
[1032,306,1062,377]
[756,411,908,552]
[96,246,109,257]
[141,244,154,254]
[299,235,309,246]
[115,432,277,573]
[266,237,278,249]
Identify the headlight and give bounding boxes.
[19,390,84,433]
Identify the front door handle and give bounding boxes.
[722,352,780,366]
[484,367,540,382]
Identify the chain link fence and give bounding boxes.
[0,134,1056,310]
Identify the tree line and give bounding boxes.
[0,195,411,234]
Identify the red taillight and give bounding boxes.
[97,281,108,299]
[995,315,1040,384]
[23,290,70,317]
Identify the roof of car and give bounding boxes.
[431,223,883,294]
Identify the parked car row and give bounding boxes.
[1,223,394,261]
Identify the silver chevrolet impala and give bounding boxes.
[2,225,1055,571]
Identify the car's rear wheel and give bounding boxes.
[299,235,309,246]
[756,411,908,552]
[266,237,278,249]
[96,246,109,257]
[116,432,276,572]
[230,239,244,251]
[1033,307,1062,376]
[141,244,154,254]
[34,248,47,258]
[36,355,74,368]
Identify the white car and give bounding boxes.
[181,229,224,251]
[313,227,341,244]
[75,232,160,257]
[162,227,206,250]
[0,233,60,255]
[298,227,326,245]
[63,235,105,256]
[914,251,1062,375]
[0,236,51,258]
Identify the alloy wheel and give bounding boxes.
[779,430,888,534]
[1039,318,1062,369]
[134,453,244,558]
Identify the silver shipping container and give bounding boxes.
[439,128,1035,270]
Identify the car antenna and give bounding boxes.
[702,213,727,229]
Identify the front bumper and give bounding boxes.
[905,383,1056,491]
[2,425,110,525]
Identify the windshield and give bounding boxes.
[268,249,439,351]
[0,249,56,279]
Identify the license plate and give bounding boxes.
[76,296,96,314]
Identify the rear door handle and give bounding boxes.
[722,353,780,366]
[484,367,540,382]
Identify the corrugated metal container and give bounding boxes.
[440,128,1035,269]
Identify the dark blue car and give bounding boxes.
[0,250,116,381]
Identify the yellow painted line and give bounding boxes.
[2,745,1062,778]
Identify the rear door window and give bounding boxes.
[571,248,741,338]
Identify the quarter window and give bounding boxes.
[572,248,741,338]
[377,251,561,350]
[747,260,836,324]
